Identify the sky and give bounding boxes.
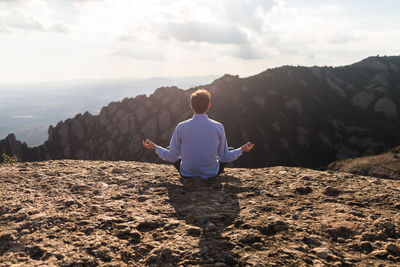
[0,0,399,84]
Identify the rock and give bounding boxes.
[111,168,125,174]
[386,243,400,255]
[206,222,217,232]
[375,232,388,241]
[26,246,46,260]
[146,248,179,266]
[371,249,388,259]
[239,233,262,245]
[323,187,341,197]
[0,233,14,243]
[303,235,322,247]
[129,231,142,244]
[258,218,288,235]
[312,247,332,260]
[136,221,163,232]
[252,242,263,250]
[295,186,312,195]
[382,221,395,231]
[328,225,354,239]
[187,227,201,237]
[359,241,374,253]
[137,196,148,202]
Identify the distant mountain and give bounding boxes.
[1,56,399,168]
[0,75,218,146]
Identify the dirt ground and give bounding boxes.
[1,160,400,266]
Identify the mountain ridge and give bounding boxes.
[1,55,399,168]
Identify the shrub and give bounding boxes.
[1,153,19,164]
[389,146,400,154]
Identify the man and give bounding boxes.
[142,89,254,178]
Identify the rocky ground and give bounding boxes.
[1,160,400,266]
[328,146,400,180]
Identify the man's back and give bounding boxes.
[155,114,242,178]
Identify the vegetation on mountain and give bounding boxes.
[328,145,400,180]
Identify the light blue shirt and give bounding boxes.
[155,113,243,178]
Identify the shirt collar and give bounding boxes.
[193,113,208,119]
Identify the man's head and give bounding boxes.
[190,89,211,114]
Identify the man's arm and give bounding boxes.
[142,126,181,162]
[217,125,254,163]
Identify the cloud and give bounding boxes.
[119,34,135,42]
[112,47,165,61]
[162,21,249,45]
[0,8,69,33]
[59,0,102,1]
[0,0,26,2]
[233,45,267,60]
[48,21,69,33]
[6,9,45,31]
[222,0,277,32]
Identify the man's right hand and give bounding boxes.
[241,142,254,152]
[142,139,156,150]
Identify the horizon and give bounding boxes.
[0,54,397,88]
[1,0,400,84]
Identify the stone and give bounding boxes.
[312,247,331,260]
[187,227,201,237]
[206,222,217,232]
[111,168,125,174]
[303,235,322,247]
[295,186,312,195]
[239,233,262,245]
[359,241,373,253]
[258,219,288,235]
[328,225,354,239]
[252,242,263,250]
[371,250,387,259]
[382,221,395,231]
[0,233,14,243]
[386,243,400,255]
[323,187,341,197]
[136,221,163,232]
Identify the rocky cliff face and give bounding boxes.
[1,161,400,266]
[1,56,400,168]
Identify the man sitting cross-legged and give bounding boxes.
[142,89,254,178]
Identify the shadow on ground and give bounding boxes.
[166,175,250,265]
